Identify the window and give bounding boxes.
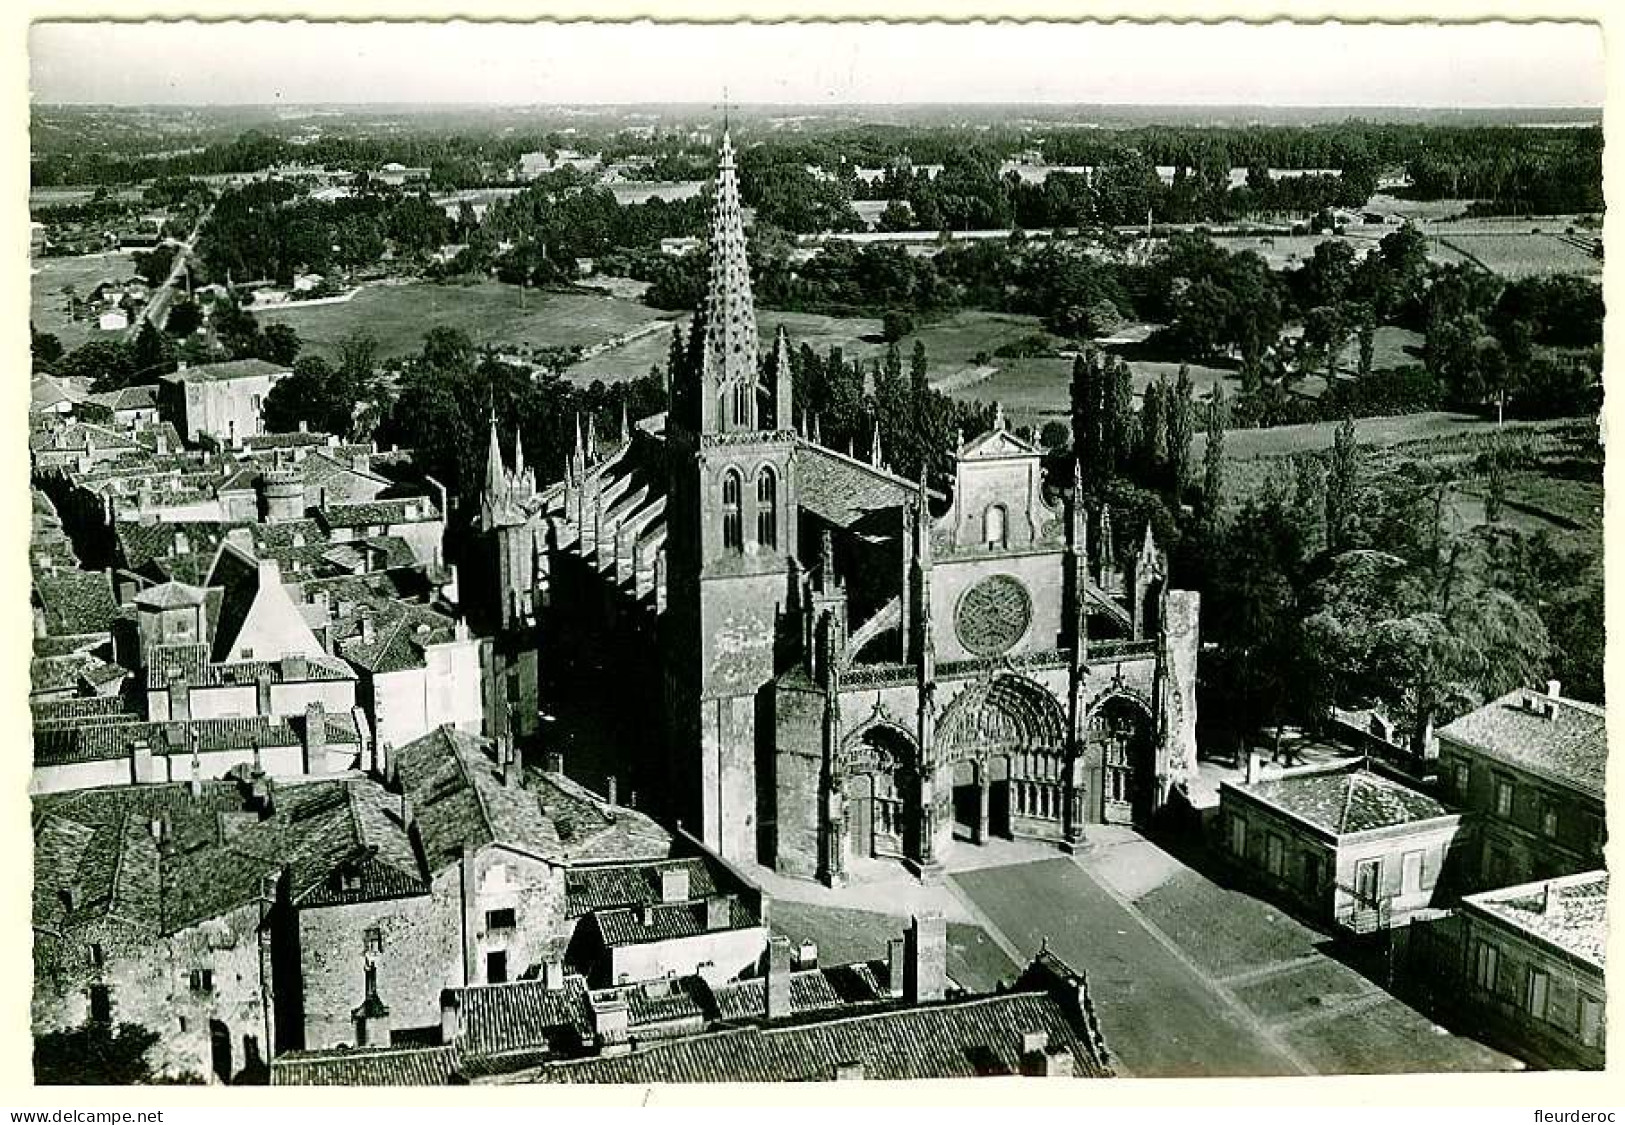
[1401,850,1424,894]
[486,950,508,985]
[720,469,743,552]
[1579,995,1604,1047]
[1228,816,1247,857]
[486,908,517,932]
[756,467,777,550]
[729,382,751,429]
[1354,858,1381,905]
[364,927,384,957]
[982,504,1008,550]
[337,868,361,893]
[1300,852,1322,896]
[88,943,104,971]
[1265,834,1286,879]
[189,968,214,994]
[1526,968,1549,1021]
[1473,940,1500,993]
[1541,802,1559,838]
[1494,777,1514,818]
[1452,762,1471,797]
[89,984,112,1024]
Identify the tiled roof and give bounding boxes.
[33,711,360,768]
[334,600,455,673]
[33,570,118,637]
[271,1045,461,1086]
[86,384,159,412]
[144,645,356,690]
[133,580,209,610]
[506,989,1111,1083]
[30,653,127,697]
[1464,870,1608,972]
[1438,689,1606,800]
[795,443,915,531]
[595,898,759,948]
[163,358,290,383]
[451,977,592,1059]
[117,520,233,569]
[393,726,670,871]
[242,431,330,451]
[1232,761,1455,836]
[710,961,893,1023]
[317,497,439,529]
[565,858,720,918]
[31,694,144,731]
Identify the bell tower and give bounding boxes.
[664,130,798,862]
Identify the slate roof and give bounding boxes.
[1437,688,1606,800]
[133,580,209,610]
[162,358,290,383]
[1464,870,1608,972]
[450,977,593,1059]
[31,694,144,731]
[504,988,1111,1083]
[335,600,458,673]
[794,442,917,531]
[594,898,760,948]
[1231,760,1455,837]
[271,1045,462,1087]
[33,570,118,637]
[710,961,894,1023]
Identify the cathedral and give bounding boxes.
[473,132,1202,885]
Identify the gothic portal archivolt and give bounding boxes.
[938,673,1068,764]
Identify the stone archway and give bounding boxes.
[938,674,1069,842]
[841,722,919,862]
[1088,692,1156,826]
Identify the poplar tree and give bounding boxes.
[1202,387,1227,526]
[1166,363,1196,501]
[1325,414,1361,553]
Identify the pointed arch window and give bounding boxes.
[729,382,752,429]
[756,466,778,550]
[721,468,744,552]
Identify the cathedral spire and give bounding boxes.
[870,420,883,468]
[511,422,526,484]
[771,324,794,432]
[698,130,760,432]
[479,408,508,531]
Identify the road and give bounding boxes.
[950,845,1518,1078]
[127,203,212,341]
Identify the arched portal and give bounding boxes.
[1089,693,1156,825]
[842,723,918,861]
[938,674,1069,841]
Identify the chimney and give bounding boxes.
[765,934,792,1020]
[360,613,375,645]
[255,670,273,716]
[605,775,618,806]
[545,751,564,775]
[640,904,656,927]
[149,816,166,844]
[795,942,818,970]
[129,738,154,786]
[284,652,308,681]
[188,752,202,799]
[439,992,461,1044]
[660,867,691,903]
[168,671,192,721]
[705,894,732,932]
[590,993,630,1047]
[1543,882,1554,914]
[886,938,907,997]
[1245,751,1263,785]
[1545,679,1562,718]
[398,792,413,830]
[905,913,947,1004]
[303,702,327,774]
[831,1061,865,1081]
[541,955,566,992]
[1021,1044,1076,1078]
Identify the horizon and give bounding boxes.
[30,22,1605,109]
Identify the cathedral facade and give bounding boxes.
[473,133,1201,885]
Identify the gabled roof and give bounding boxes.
[958,417,1041,460]
[162,358,290,383]
[449,977,592,1060]
[33,569,118,637]
[594,898,759,947]
[1437,688,1606,800]
[271,1046,462,1087]
[794,442,917,531]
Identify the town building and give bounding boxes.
[1450,870,1607,1070]
[1219,757,1468,932]
[1435,683,1606,890]
[468,133,1202,884]
[159,358,291,444]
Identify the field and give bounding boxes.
[257,279,676,364]
[1434,233,1601,279]
[30,250,139,351]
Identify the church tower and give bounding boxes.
[663,131,798,861]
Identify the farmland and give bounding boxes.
[30,250,139,351]
[256,279,676,364]
[1435,232,1601,279]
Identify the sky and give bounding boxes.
[30,21,1605,108]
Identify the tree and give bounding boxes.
[881,310,915,343]
[1102,356,1136,477]
[1325,415,1361,553]
[263,354,359,437]
[420,326,477,375]
[1201,387,1227,526]
[166,298,203,339]
[31,323,63,368]
[1165,364,1196,502]
[1070,351,1105,487]
[1356,319,1376,380]
[34,1019,164,1085]
[57,339,137,391]
[131,322,176,381]
[1138,377,1167,479]
[132,243,178,288]
[255,321,302,366]
[909,340,929,398]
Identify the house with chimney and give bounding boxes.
[1434,682,1606,891]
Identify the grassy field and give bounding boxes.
[1436,233,1601,279]
[31,251,139,351]
[258,279,675,363]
